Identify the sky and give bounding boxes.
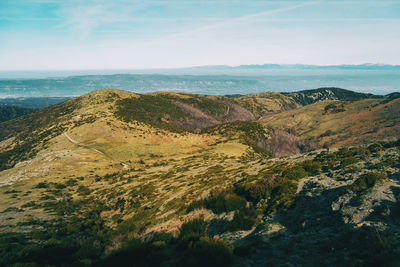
[0,0,400,70]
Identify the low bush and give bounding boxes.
[241,182,267,202]
[77,185,91,196]
[35,182,49,189]
[227,210,256,231]
[282,166,307,180]
[179,218,208,239]
[301,160,322,175]
[340,157,358,167]
[368,143,383,153]
[349,172,387,193]
[177,236,233,267]
[100,238,166,267]
[224,194,247,212]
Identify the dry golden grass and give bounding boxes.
[260,98,400,147]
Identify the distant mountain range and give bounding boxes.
[188,63,400,70]
[1,70,399,98]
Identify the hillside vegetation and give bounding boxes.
[283,87,381,105]
[0,88,399,266]
[261,97,400,148]
[0,106,36,123]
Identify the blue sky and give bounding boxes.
[1,0,400,70]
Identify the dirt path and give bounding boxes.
[63,132,128,169]
[63,132,104,155]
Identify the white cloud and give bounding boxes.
[54,0,147,37]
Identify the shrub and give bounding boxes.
[177,236,233,267]
[179,218,208,239]
[77,186,91,196]
[349,172,387,192]
[35,182,49,189]
[242,183,267,202]
[227,210,256,231]
[324,102,345,114]
[186,199,205,213]
[54,183,66,190]
[368,143,383,153]
[100,238,166,267]
[203,190,247,214]
[282,166,307,180]
[267,181,298,211]
[301,160,322,175]
[65,179,78,186]
[354,147,371,160]
[340,157,358,167]
[150,231,174,244]
[224,194,247,212]
[337,147,354,158]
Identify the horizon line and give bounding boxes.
[1,62,400,72]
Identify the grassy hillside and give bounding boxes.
[0,88,399,266]
[233,92,298,118]
[283,87,381,105]
[261,97,400,148]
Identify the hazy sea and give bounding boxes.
[0,69,399,98]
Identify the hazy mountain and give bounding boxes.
[1,66,400,97]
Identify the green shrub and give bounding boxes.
[349,172,387,192]
[65,179,78,186]
[340,157,358,167]
[54,183,66,190]
[368,143,383,153]
[100,238,166,267]
[186,199,205,213]
[242,183,267,202]
[35,182,49,189]
[177,236,233,267]
[114,95,188,131]
[224,194,247,212]
[354,147,371,159]
[77,186,91,196]
[179,218,208,239]
[202,189,248,214]
[337,147,354,158]
[214,195,226,214]
[227,210,256,231]
[267,180,298,211]
[301,160,322,175]
[150,231,174,244]
[282,166,307,180]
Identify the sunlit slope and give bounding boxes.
[1,89,272,188]
[260,98,400,147]
[0,90,269,231]
[233,92,298,118]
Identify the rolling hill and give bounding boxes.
[260,97,400,148]
[0,88,399,266]
[283,87,381,105]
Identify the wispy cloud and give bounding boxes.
[153,1,320,42]
[55,1,110,37]
[54,0,149,37]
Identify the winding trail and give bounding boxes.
[63,132,128,169]
[63,132,104,155]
